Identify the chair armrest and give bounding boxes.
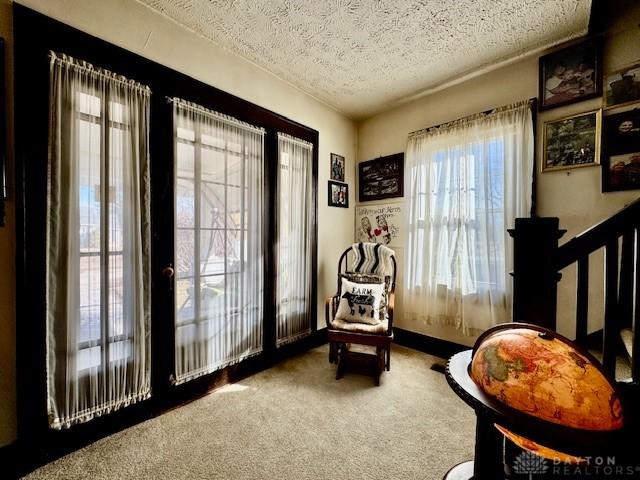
[325,296,339,329]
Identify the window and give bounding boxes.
[276,133,314,345]
[412,139,505,295]
[77,92,132,371]
[405,101,533,334]
[46,52,151,429]
[173,100,265,384]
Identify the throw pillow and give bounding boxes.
[335,277,385,325]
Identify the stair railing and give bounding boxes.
[509,198,640,381]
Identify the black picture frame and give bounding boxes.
[0,37,6,227]
[358,153,404,202]
[604,61,640,109]
[601,107,640,192]
[538,38,603,111]
[330,153,345,182]
[328,180,348,208]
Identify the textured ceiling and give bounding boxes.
[137,0,592,119]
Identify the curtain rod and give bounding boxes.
[408,97,536,137]
[49,51,151,94]
[167,96,265,135]
[277,131,313,149]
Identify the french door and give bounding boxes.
[15,5,318,448]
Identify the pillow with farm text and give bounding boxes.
[335,278,385,325]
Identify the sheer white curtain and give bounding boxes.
[173,99,264,384]
[276,133,314,345]
[405,100,533,335]
[47,52,151,429]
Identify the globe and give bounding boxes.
[469,326,624,462]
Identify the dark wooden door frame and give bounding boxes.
[13,4,319,473]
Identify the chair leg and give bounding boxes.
[336,347,345,380]
[386,344,391,371]
[329,342,336,364]
[374,346,385,386]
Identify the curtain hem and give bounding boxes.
[403,311,487,338]
[276,328,312,347]
[173,347,263,386]
[48,389,151,430]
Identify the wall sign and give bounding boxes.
[355,204,402,247]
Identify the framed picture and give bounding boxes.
[328,180,348,208]
[330,153,345,182]
[602,108,640,192]
[358,153,404,202]
[539,38,602,111]
[604,61,640,109]
[542,110,601,172]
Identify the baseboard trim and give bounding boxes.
[393,327,468,360]
[0,441,18,479]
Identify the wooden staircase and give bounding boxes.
[509,197,640,399]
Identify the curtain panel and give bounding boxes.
[172,99,265,384]
[404,100,534,335]
[276,133,314,345]
[46,52,151,429]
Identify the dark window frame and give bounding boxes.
[14,4,318,471]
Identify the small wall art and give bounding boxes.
[328,180,348,208]
[602,107,640,192]
[358,153,404,202]
[604,61,640,109]
[330,153,345,182]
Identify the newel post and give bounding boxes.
[508,217,565,331]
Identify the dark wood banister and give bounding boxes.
[510,197,640,385]
[555,198,640,270]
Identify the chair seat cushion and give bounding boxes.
[330,316,389,334]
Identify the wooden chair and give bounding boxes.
[325,244,396,385]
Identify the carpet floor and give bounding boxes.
[24,345,475,480]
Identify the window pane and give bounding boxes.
[177,127,195,142]
[176,178,195,228]
[176,229,195,278]
[79,119,101,253]
[108,253,124,338]
[201,148,224,183]
[200,275,225,321]
[79,255,102,344]
[177,142,195,178]
[176,278,196,324]
[228,154,242,187]
[227,230,242,273]
[77,91,101,117]
[227,186,242,230]
[200,229,225,276]
[201,181,225,229]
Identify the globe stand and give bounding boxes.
[443,351,505,480]
[443,333,625,480]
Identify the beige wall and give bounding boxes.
[0,0,357,447]
[356,1,640,345]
